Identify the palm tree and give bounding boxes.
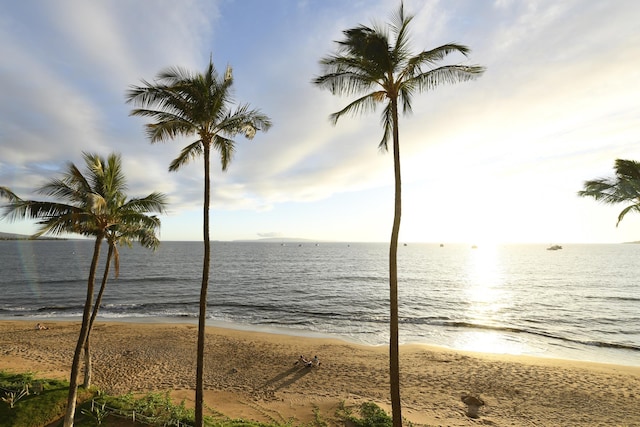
[578,159,640,226]
[83,210,163,388]
[313,4,484,426]
[0,152,167,427]
[126,57,272,426]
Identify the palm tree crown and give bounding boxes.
[2,152,166,239]
[314,3,484,149]
[126,59,272,171]
[578,159,640,226]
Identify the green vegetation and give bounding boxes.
[1,371,393,427]
[0,371,93,427]
[336,402,392,427]
[85,392,195,426]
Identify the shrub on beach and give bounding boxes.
[336,401,392,427]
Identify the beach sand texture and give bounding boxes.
[1,321,639,426]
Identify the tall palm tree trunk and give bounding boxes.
[389,100,402,427]
[196,143,212,427]
[64,236,103,427]
[83,243,114,388]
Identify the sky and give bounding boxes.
[1,0,639,244]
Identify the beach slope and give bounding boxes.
[1,321,638,426]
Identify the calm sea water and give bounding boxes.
[0,240,638,366]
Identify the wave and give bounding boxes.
[588,295,640,303]
[4,297,639,356]
[424,319,640,353]
[37,306,77,312]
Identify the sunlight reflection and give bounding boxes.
[467,244,504,311]
[461,245,518,354]
[453,330,527,355]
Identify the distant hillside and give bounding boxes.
[0,231,31,240]
[0,231,65,240]
[234,237,318,243]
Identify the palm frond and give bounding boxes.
[579,159,640,227]
[169,140,204,172]
[578,179,623,203]
[410,65,486,92]
[157,65,196,84]
[145,119,196,144]
[378,102,394,151]
[313,67,380,97]
[216,104,273,138]
[212,135,236,172]
[0,186,22,203]
[389,2,414,63]
[122,192,168,214]
[616,205,640,226]
[329,91,386,124]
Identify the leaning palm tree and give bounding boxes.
[0,152,167,427]
[126,57,272,426]
[83,212,163,388]
[313,4,484,426]
[578,159,640,226]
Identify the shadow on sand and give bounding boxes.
[262,366,313,391]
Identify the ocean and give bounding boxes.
[1,240,638,366]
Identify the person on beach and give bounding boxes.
[312,355,320,367]
[35,323,48,330]
[295,355,312,367]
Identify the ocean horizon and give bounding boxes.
[1,240,638,367]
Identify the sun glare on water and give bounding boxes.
[453,244,528,355]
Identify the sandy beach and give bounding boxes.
[1,320,639,426]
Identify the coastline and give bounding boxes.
[1,319,639,426]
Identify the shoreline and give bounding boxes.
[3,315,639,368]
[2,319,640,425]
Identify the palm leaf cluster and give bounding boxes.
[314,3,484,150]
[127,61,271,172]
[1,153,166,241]
[579,159,640,226]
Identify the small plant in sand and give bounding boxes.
[80,402,110,425]
[310,405,328,427]
[1,386,29,409]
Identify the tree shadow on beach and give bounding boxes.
[262,366,313,391]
